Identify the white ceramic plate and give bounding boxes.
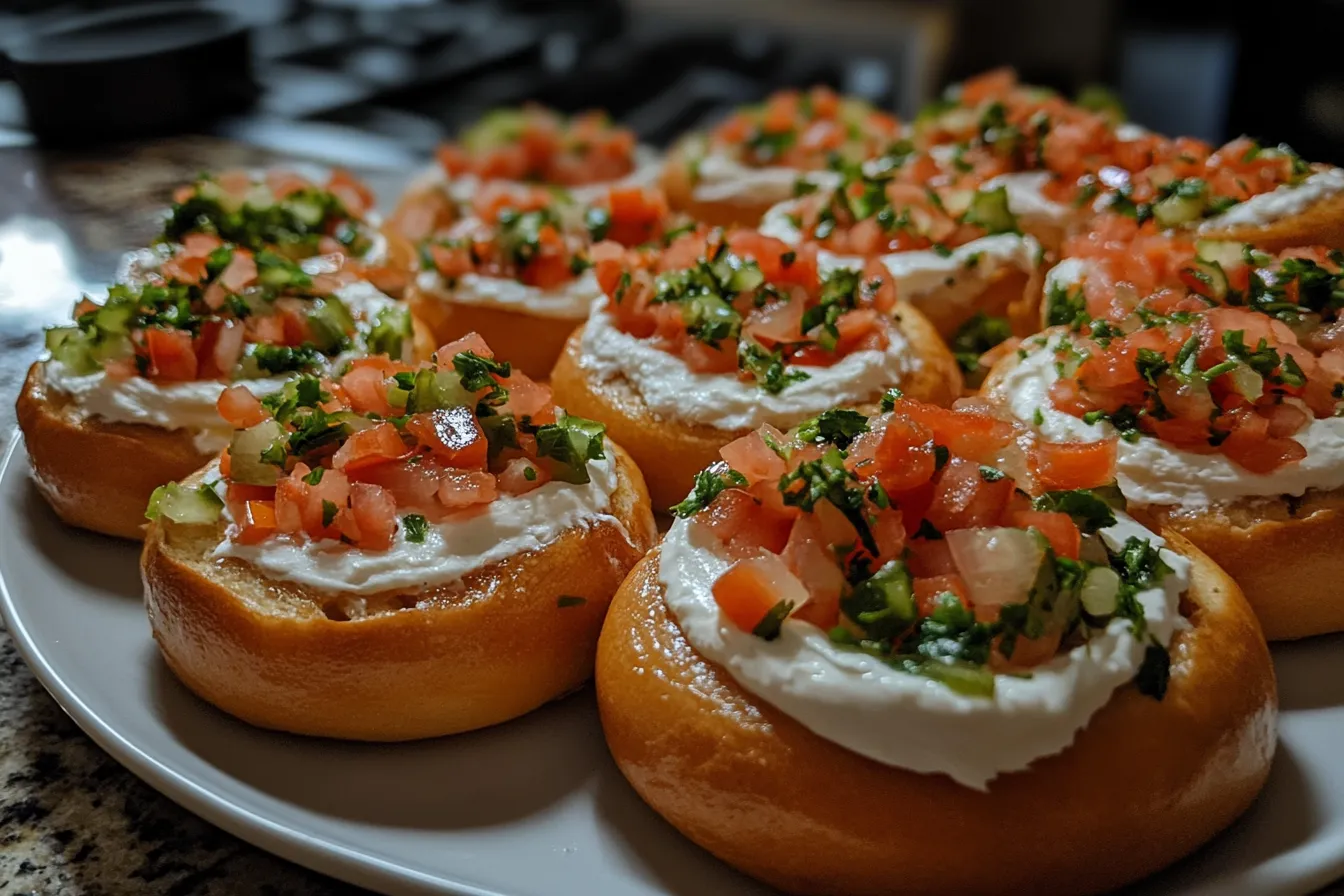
[2,435,1344,896]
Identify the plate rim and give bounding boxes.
[0,433,504,896]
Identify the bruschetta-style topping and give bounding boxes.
[787,154,1021,255]
[591,228,898,391]
[1042,304,1344,474]
[150,333,606,550]
[418,183,681,289]
[435,105,639,187]
[163,169,377,259]
[704,86,901,172]
[1052,220,1344,340]
[45,234,412,383]
[914,69,1314,223]
[674,400,1172,699]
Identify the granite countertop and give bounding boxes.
[0,139,375,895]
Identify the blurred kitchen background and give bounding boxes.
[0,0,1340,166]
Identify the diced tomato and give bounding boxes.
[913,574,970,617]
[924,456,1015,532]
[437,469,498,509]
[906,536,956,577]
[719,427,787,485]
[332,423,411,472]
[496,373,556,423]
[437,331,494,360]
[327,168,374,217]
[234,500,278,545]
[349,482,396,549]
[146,328,198,381]
[891,399,1015,464]
[350,456,444,507]
[712,553,809,634]
[498,457,550,495]
[1030,439,1117,492]
[743,300,805,347]
[700,487,794,559]
[1221,417,1307,474]
[872,416,936,492]
[216,385,268,428]
[782,513,846,628]
[1009,510,1081,560]
[342,364,395,417]
[218,250,257,293]
[406,408,488,470]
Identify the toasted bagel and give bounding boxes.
[596,535,1276,896]
[659,140,790,230]
[16,362,210,540]
[549,302,963,512]
[142,443,656,741]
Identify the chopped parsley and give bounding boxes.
[402,513,429,543]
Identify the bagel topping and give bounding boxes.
[409,183,682,318]
[43,227,410,452]
[997,238,1344,506]
[147,333,623,594]
[685,87,901,205]
[659,399,1189,789]
[577,228,917,430]
[436,105,641,188]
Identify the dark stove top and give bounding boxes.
[0,0,948,165]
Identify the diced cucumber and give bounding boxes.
[286,196,327,227]
[1080,566,1122,616]
[1228,365,1264,401]
[229,419,286,486]
[963,185,1018,234]
[905,658,996,698]
[385,384,411,410]
[462,108,528,152]
[145,482,224,525]
[1184,259,1228,302]
[1153,191,1206,229]
[726,260,765,293]
[366,305,413,361]
[45,327,99,374]
[406,368,474,414]
[1194,239,1246,270]
[94,302,136,335]
[306,297,355,352]
[840,559,917,641]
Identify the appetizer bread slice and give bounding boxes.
[757,155,1044,340]
[661,86,902,228]
[549,228,962,510]
[993,241,1344,639]
[597,400,1275,896]
[142,334,656,740]
[19,233,430,540]
[398,182,685,377]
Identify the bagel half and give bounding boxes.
[596,534,1276,896]
[406,281,584,380]
[17,362,210,540]
[549,302,964,513]
[142,443,656,741]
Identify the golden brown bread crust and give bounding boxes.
[912,265,1043,341]
[406,280,583,379]
[659,139,789,229]
[596,535,1277,896]
[16,363,212,540]
[142,443,657,741]
[548,302,964,512]
[1199,187,1344,252]
[983,343,1344,640]
[1138,490,1344,640]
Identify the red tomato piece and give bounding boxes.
[924,456,1015,533]
[217,385,268,428]
[712,553,809,634]
[350,482,396,549]
[332,423,411,473]
[146,328,198,381]
[437,469,498,509]
[1008,510,1081,560]
[406,407,488,470]
[1030,439,1117,492]
[913,574,970,617]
